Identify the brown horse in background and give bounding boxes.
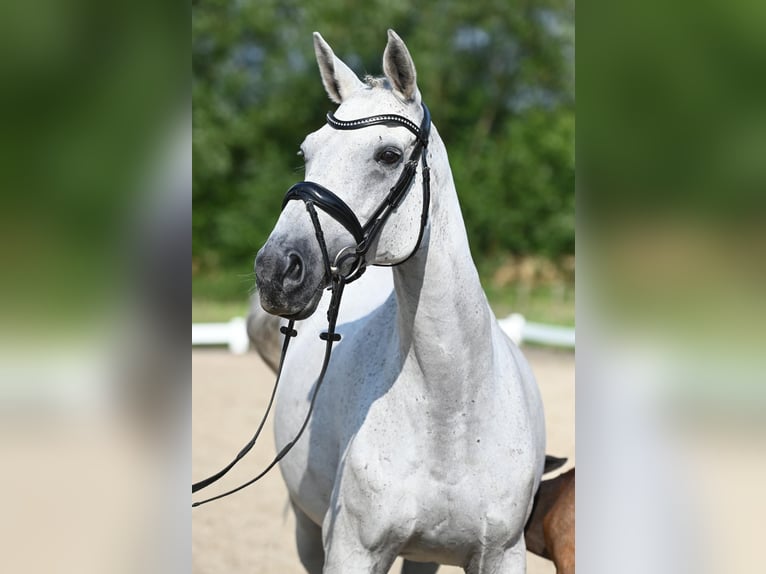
[525,465,575,574]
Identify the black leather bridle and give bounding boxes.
[283,102,432,284]
[192,102,432,508]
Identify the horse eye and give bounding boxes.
[376,147,402,165]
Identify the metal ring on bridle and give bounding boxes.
[331,245,364,279]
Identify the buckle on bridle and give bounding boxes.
[330,244,364,279]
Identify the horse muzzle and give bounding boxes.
[254,240,325,319]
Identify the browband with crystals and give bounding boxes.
[326,112,425,144]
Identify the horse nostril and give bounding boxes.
[284,252,304,284]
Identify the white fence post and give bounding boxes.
[191,317,250,355]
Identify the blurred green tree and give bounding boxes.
[192,0,574,281]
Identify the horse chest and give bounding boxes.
[338,380,535,515]
[338,431,529,565]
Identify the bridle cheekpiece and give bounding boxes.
[282,102,432,284]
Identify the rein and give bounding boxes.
[192,102,431,508]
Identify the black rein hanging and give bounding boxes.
[192,102,431,508]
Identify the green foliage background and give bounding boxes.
[193,0,574,314]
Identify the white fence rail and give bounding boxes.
[192,313,574,354]
[497,313,576,348]
[192,317,251,355]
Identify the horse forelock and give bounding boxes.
[363,75,391,90]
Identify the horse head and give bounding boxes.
[255,30,430,319]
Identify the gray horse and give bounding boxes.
[254,30,545,573]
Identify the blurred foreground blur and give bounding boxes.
[579,0,766,572]
[0,1,187,572]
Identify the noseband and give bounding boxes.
[282,102,431,283]
[192,102,432,508]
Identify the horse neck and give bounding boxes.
[392,131,495,395]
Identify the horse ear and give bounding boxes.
[383,29,420,103]
[313,32,364,104]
